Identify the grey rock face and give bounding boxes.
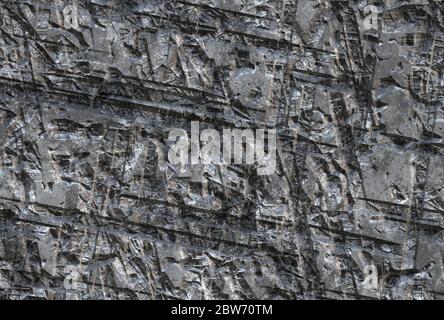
[0,0,443,300]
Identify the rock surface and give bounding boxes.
[0,0,443,300]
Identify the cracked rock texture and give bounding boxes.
[0,0,443,300]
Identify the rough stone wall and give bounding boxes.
[0,0,443,300]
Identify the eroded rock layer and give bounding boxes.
[0,0,443,300]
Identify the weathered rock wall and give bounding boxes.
[0,0,443,300]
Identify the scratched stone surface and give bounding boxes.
[0,0,443,300]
